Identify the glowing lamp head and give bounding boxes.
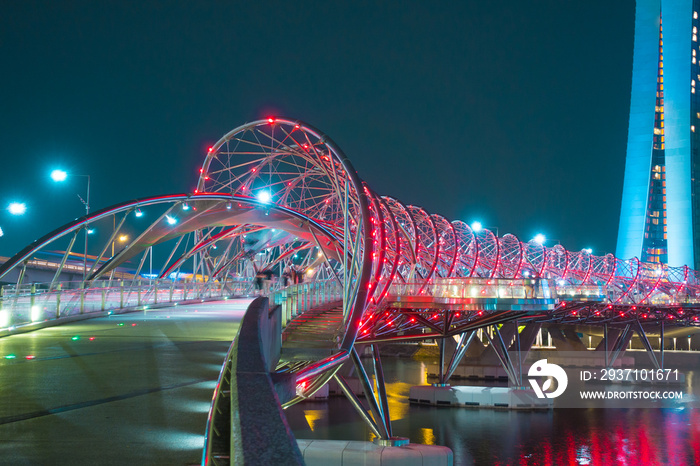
[471,221,482,232]
[118,235,128,242]
[257,191,271,203]
[182,203,190,211]
[533,234,546,245]
[50,169,67,182]
[7,202,26,215]
[267,117,275,124]
[583,248,593,254]
[135,209,143,218]
[166,215,177,225]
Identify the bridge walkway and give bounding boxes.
[281,301,343,361]
[0,299,250,466]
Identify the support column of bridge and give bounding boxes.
[439,322,540,382]
[549,326,588,351]
[299,343,453,466]
[410,321,551,410]
[594,324,634,368]
[636,322,662,370]
[508,322,541,383]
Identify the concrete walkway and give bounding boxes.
[0,299,251,466]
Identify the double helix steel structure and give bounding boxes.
[2,118,700,403]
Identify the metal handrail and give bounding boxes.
[202,335,236,465]
[0,278,255,333]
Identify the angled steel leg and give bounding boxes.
[350,348,390,439]
[159,235,186,280]
[485,325,518,385]
[87,211,129,278]
[660,321,665,369]
[635,322,661,370]
[609,324,632,367]
[444,331,475,383]
[15,263,27,296]
[515,319,522,386]
[332,373,381,438]
[438,336,446,383]
[494,325,518,384]
[370,345,392,437]
[50,231,78,291]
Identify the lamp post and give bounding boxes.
[51,170,91,280]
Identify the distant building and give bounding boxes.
[617,0,700,269]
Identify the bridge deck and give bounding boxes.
[281,302,343,361]
[0,299,250,466]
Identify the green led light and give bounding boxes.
[71,336,80,341]
[118,323,125,326]
[4,354,16,359]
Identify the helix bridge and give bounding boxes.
[1,118,699,422]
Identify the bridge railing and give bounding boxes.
[0,278,255,331]
[269,280,343,327]
[388,278,561,300]
[553,283,607,301]
[384,277,700,306]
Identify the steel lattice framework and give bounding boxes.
[193,119,700,338]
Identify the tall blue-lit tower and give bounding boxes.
[617,0,700,269]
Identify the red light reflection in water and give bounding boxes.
[692,410,700,465]
[504,409,699,465]
[664,410,684,465]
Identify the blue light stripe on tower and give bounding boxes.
[617,0,661,261]
[663,0,695,267]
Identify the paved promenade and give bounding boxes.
[0,299,251,465]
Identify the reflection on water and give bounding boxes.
[420,427,436,445]
[287,358,700,465]
[303,409,324,432]
[384,381,412,421]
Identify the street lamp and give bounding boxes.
[2,202,27,240]
[471,221,499,237]
[532,233,561,246]
[257,190,271,203]
[7,202,27,216]
[112,233,128,256]
[50,169,67,182]
[51,170,91,280]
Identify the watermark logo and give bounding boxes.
[528,359,568,398]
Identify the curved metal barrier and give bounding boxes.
[203,297,303,466]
